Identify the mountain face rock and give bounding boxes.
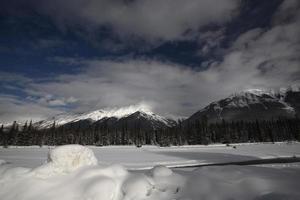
[186,89,299,123]
[285,90,300,116]
[115,111,177,130]
[35,105,176,130]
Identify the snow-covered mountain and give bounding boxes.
[35,104,176,129]
[186,88,300,123]
[4,87,300,130]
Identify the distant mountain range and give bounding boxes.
[2,88,300,131]
[34,104,176,131]
[186,88,300,124]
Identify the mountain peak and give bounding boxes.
[187,88,299,123]
[243,88,271,95]
[35,103,169,128]
[95,103,154,119]
[230,88,275,98]
[237,86,300,97]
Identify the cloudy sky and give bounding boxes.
[0,0,300,123]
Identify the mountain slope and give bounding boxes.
[115,111,177,130]
[285,90,300,115]
[186,89,299,123]
[35,104,176,130]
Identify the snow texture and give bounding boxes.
[0,145,185,200]
[1,142,300,169]
[34,145,98,177]
[0,144,300,200]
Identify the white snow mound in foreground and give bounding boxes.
[48,144,98,170]
[34,144,98,177]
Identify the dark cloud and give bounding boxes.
[1,0,239,41]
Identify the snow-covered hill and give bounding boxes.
[187,88,300,123]
[35,104,176,129]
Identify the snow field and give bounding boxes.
[1,142,300,169]
[0,144,300,200]
[180,165,300,200]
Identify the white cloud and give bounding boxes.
[0,95,62,124]
[0,72,32,84]
[197,29,226,56]
[35,95,78,107]
[28,59,209,117]
[208,0,300,90]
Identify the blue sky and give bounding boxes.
[0,0,299,123]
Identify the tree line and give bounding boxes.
[1,117,300,147]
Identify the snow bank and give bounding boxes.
[34,144,98,177]
[0,145,185,200]
[49,144,98,169]
[150,165,173,177]
[0,145,300,200]
[149,165,185,196]
[182,165,300,200]
[0,160,6,165]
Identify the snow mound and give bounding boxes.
[123,166,185,200]
[0,160,6,165]
[48,145,98,170]
[122,175,155,199]
[34,145,98,177]
[149,165,185,196]
[150,165,173,177]
[0,145,186,200]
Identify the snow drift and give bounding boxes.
[0,145,300,200]
[0,145,186,200]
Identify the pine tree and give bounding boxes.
[0,124,6,147]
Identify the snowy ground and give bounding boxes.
[0,143,300,200]
[1,142,300,169]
